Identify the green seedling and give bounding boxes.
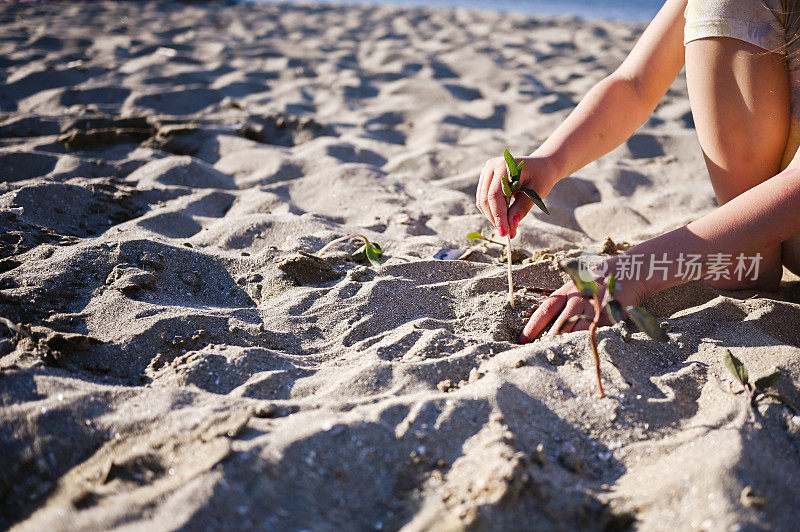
[559,259,668,398]
[454,230,505,261]
[466,230,505,247]
[502,149,549,308]
[723,350,797,413]
[317,234,383,267]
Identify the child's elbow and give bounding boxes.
[602,72,657,120]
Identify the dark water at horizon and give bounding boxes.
[245,0,664,22]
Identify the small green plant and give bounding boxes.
[466,230,505,247]
[723,350,796,413]
[501,149,549,308]
[453,230,505,261]
[560,258,667,398]
[317,234,383,267]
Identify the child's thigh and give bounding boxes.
[685,37,790,204]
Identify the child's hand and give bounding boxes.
[476,155,557,239]
[519,280,604,342]
[519,260,649,342]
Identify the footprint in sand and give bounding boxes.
[128,88,224,116]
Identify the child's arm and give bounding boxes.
[612,165,800,293]
[521,164,800,341]
[477,0,688,238]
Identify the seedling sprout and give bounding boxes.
[501,149,550,307]
[317,234,383,267]
[466,230,505,247]
[559,258,667,397]
[723,349,797,413]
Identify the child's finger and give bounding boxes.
[478,166,495,223]
[508,193,534,227]
[520,293,567,343]
[571,315,593,332]
[486,172,510,237]
[508,208,522,239]
[476,165,491,220]
[548,297,585,335]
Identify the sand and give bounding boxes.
[1,1,799,530]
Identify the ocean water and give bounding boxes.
[247,0,664,22]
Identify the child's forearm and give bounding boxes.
[481,0,686,236]
[532,0,687,186]
[532,75,657,185]
[604,167,800,293]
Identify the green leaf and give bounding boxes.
[500,172,513,197]
[605,273,617,296]
[516,160,525,173]
[504,149,519,177]
[560,258,598,296]
[755,370,780,391]
[627,306,668,342]
[466,231,483,241]
[364,242,383,267]
[606,299,624,324]
[723,349,749,385]
[352,241,383,266]
[521,188,550,215]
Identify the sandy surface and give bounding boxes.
[1,1,799,530]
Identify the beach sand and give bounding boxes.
[1,1,799,529]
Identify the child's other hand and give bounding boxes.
[519,280,605,342]
[475,155,557,239]
[519,265,648,343]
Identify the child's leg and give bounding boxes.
[782,236,800,276]
[685,36,790,290]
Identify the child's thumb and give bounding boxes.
[508,194,535,227]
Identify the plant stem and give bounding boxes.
[505,197,514,308]
[506,235,515,308]
[762,392,800,414]
[479,236,506,247]
[317,234,368,256]
[589,295,605,398]
[746,385,755,405]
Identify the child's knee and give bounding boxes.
[781,235,800,277]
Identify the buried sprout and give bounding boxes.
[723,349,798,414]
[466,229,505,247]
[499,149,549,308]
[461,229,505,261]
[559,258,668,398]
[316,234,383,267]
